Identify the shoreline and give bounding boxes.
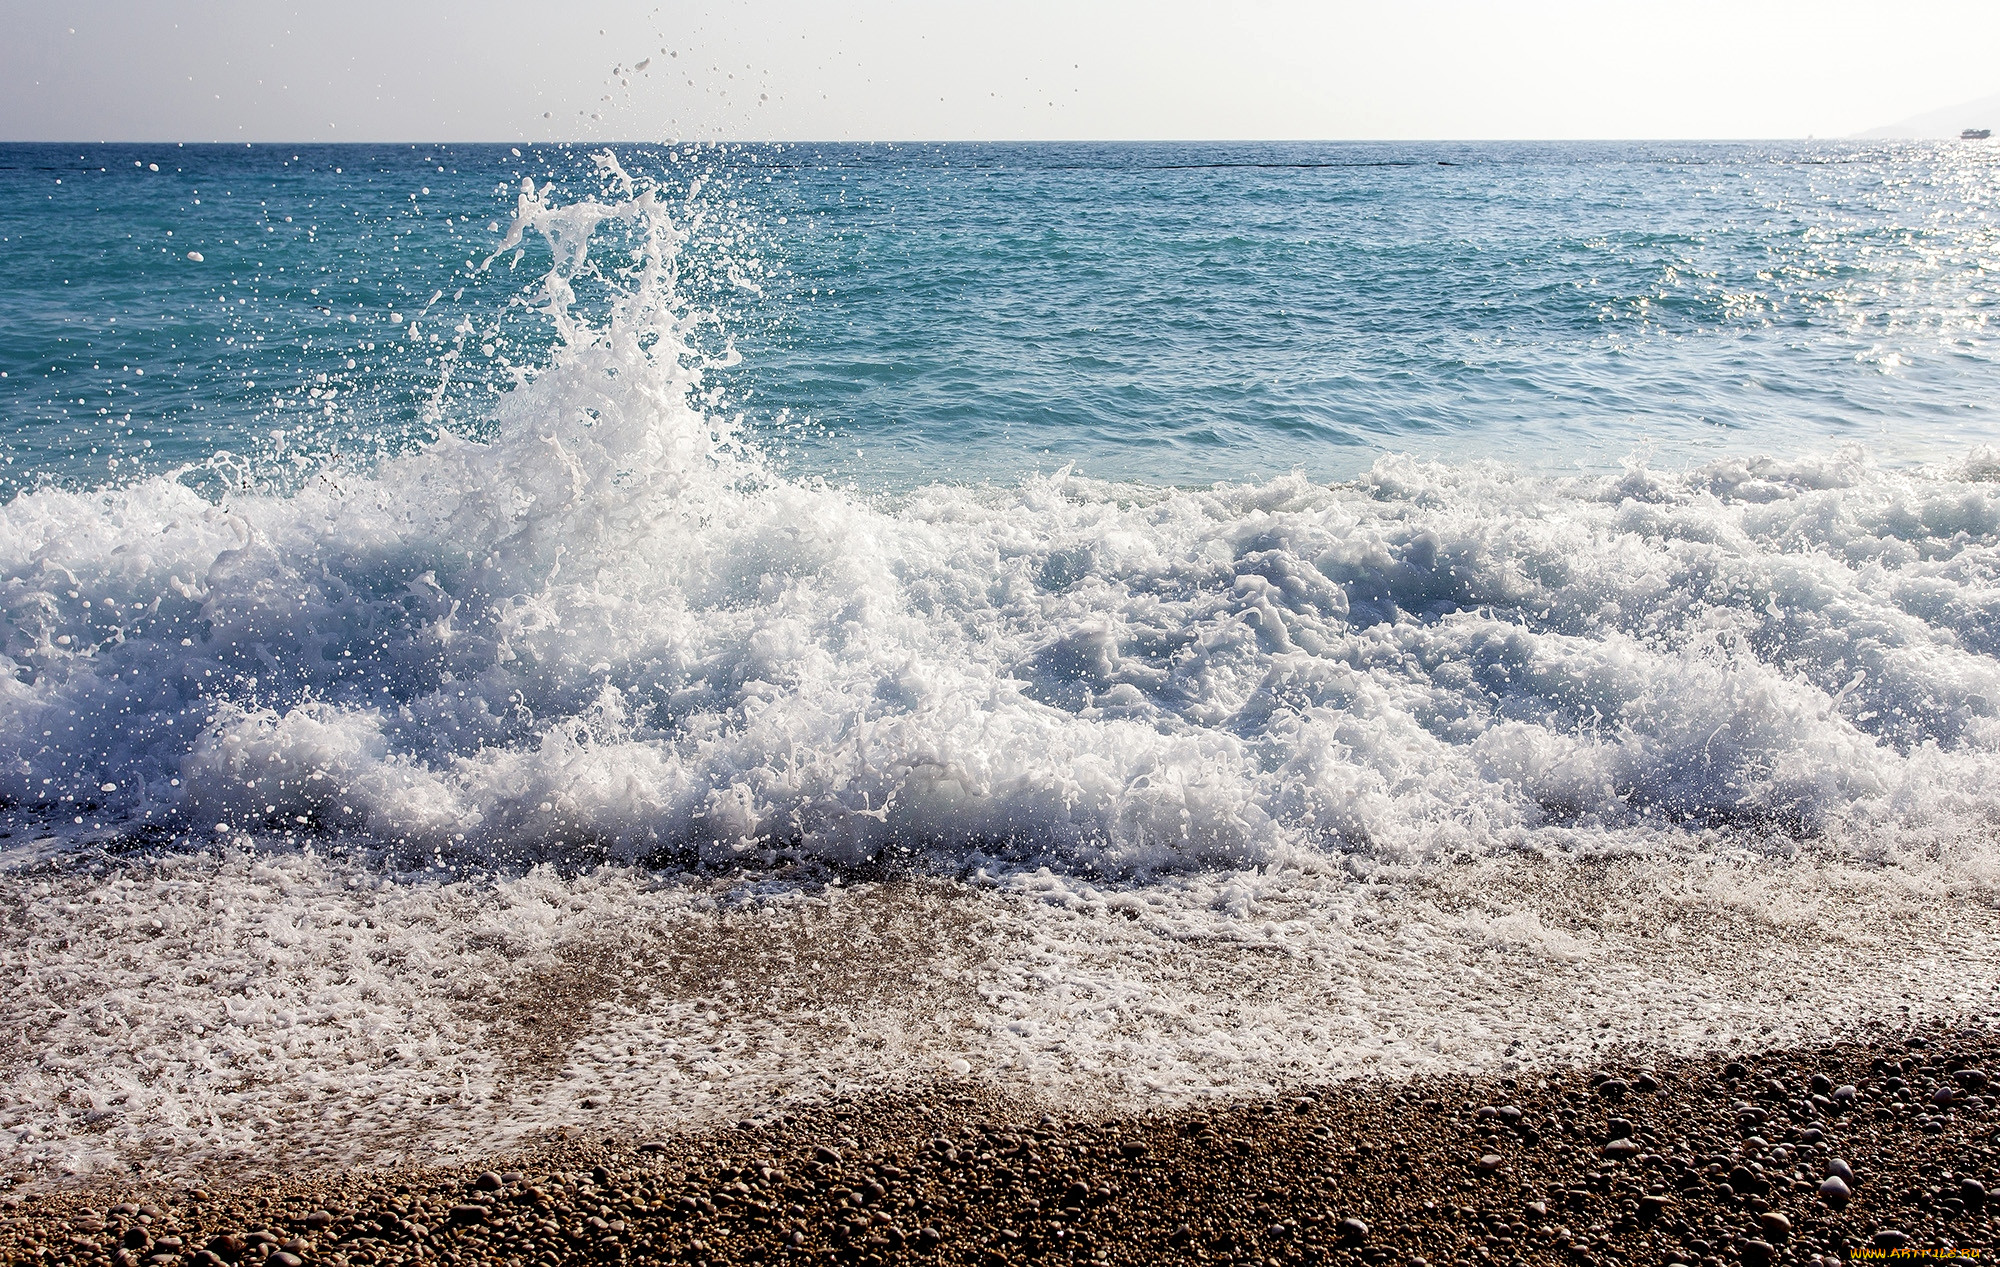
[4,1024,1996,1266]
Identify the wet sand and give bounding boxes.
[3,1023,1995,1266]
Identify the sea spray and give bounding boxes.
[3,163,2000,876]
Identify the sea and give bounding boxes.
[1,139,1997,1181]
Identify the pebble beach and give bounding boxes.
[4,1024,1994,1267]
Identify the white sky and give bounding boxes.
[4,0,1999,142]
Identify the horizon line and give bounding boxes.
[0,135,1953,147]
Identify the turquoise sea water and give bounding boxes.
[7,140,2000,496]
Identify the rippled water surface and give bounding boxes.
[6,140,2000,492]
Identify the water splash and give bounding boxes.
[2,163,1999,882]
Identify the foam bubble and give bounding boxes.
[1,849,1994,1181]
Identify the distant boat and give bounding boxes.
[1963,128,1992,140]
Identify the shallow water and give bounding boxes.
[1,141,1997,1182]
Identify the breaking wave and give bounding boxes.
[4,159,2000,878]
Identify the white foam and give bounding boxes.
[2,851,1995,1182]
[3,164,1999,1182]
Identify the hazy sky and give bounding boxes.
[5,0,1999,142]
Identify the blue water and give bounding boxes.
[6,140,1999,496]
